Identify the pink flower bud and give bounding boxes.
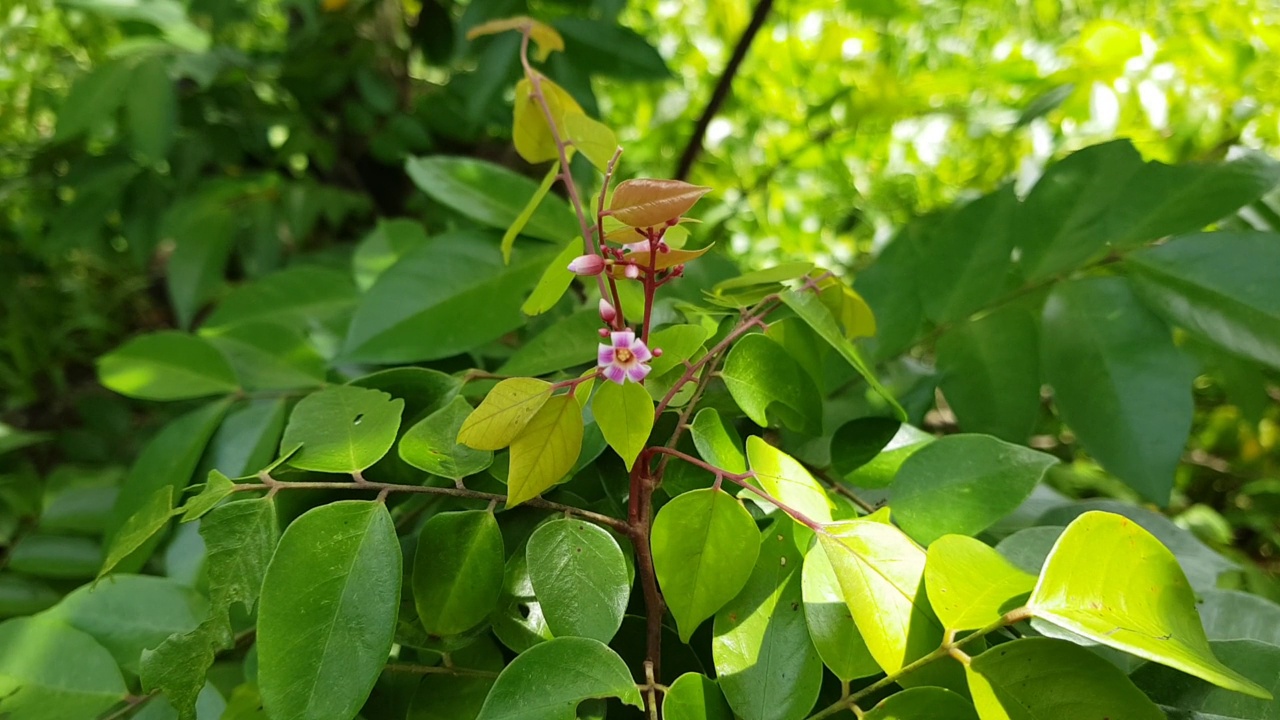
[624,263,641,279]
[567,254,605,276]
[598,298,617,323]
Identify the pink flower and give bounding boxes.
[598,330,652,384]
[567,254,605,276]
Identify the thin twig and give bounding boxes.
[384,662,499,679]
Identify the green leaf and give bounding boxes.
[778,290,904,419]
[662,673,733,720]
[890,434,1058,545]
[476,636,643,719]
[491,548,554,654]
[353,219,431,291]
[499,309,600,377]
[653,488,760,642]
[1132,639,1280,719]
[829,417,902,477]
[522,240,581,316]
[258,501,402,720]
[1041,277,1196,504]
[8,534,102,579]
[0,574,60,617]
[201,266,357,334]
[458,378,554,451]
[205,322,327,392]
[527,518,629,642]
[800,530,881,681]
[405,156,578,243]
[1128,231,1280,369]
[400,397,494,480]
[42,574,205,674]
[647,325,711,377]
[413,510,504,636]
[936,305,1040,442]
[913,186,1017,324]
[712,523,822,720]
[816,519,943,674]
[722,333,823,434]
[280,386,404,473]
[408,637,504,720]
[97,332,239,401]
[165,201,233,330]
[592,380,654,470]
[207,398,289,478]
[690,409,746,474]
[101,486,175,577]
[924,535,1035,631]
[349,368,462,425]
[862,687,978,720]
[506,395,584,507]
[551,19,671,80]
[55,59,133,140]
[0,617,127,719]
[745,437,834,525]
[564,114,618,171]
[126,57,177,162]
[342,233,551,363]
[1197,590,1280,645]
[966,638,1164,720]
[502,162,562,263]
[1029,511,1269,698]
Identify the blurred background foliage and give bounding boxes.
[1,0,1279,600]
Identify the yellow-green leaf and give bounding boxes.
[457,378,553,451]
[507,394,584,507]
[501,161,560,264]
[522,239,582,316]
[592,380,653,470]
[564,114,617,172]
[925,535,1035,632]
[1028,511,1271,699]
[466,16,564,61]
[513,74,583,165]
[744,436,833,525]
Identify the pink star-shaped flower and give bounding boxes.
[598,330,652,384]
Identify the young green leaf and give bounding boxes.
[97,331,239,401]
[662,673,733,720]
[721,333,823,434]
[647,325,711,377]
[842,422,934,489]
[800,535,881,681]
[521,239,581,316]
[513,74,583,165]
[564,113,617,171]
[506,395,584,507]
[400,397,494,480]
[653,488,761,642]
[0,617,128,719]
[690,409,747,474]
[890,434,1058,545]
[413,510,505,637]
[279,385,404,473]
[924,535,1035,631]
[466,16,564,60]
[526,518,629,643]
[100,486,175,578]
[457,378,553,451]
[475,637,643,719]
[712,523,823,720]
[180,470,236,522]
[258,501,402,720]
[592,380,654,470]
[816,519,944,674]
[966,638,1164,720]
[862,687,977,720]
[745,437,834,525]
[501,161,561,263]
[1029,510,1270,698]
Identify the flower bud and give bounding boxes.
[567,254,605,276]
[623,263,641,279]
[598,298,617,323]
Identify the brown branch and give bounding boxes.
[673,0,776,180]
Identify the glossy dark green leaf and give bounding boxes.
[258,501,402,720]
[9,533,103,580]
[280,386,404,473]
[342,233,551,363]
[1132,639,1280,720]
[201,266,357,334]
[914,186,1017,324]
[526,518,629,643]
[891,434,1058,545]
[43,574,205,674]
[405,156,578,243]
[552,19,670,79]
[936,305,1040,442]
[490,548,554,654]
[713,524,822,720]
[800,532,880,681]
[653,488,760,642]
[0,617,128,719]
[828,417,902,477]
[592,379,654,470]
[1041,277,1196,504]
[97,332,239,401]
[499,310,600,377]
[205,322,327,392]
[1128,231,1280,369]
[413,510,504,636]
[843,423,933,489]
[721,333,823,434]
[662,673,733,720]
[966,638,1164,719]
[863,687,978,720]
[1029,511,1268,698]
[348,367,462,423]
[476,637,643,719]
[400,397,493,480]
[924,535,1035,631]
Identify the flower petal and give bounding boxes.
[598,345,616,366]
[626,363,651,383]
[603,364,628,384]
[631,341,653,363]
[610,330,636,349]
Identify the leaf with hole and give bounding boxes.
[279,385,404,473]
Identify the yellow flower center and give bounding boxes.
[615,348,634,363]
